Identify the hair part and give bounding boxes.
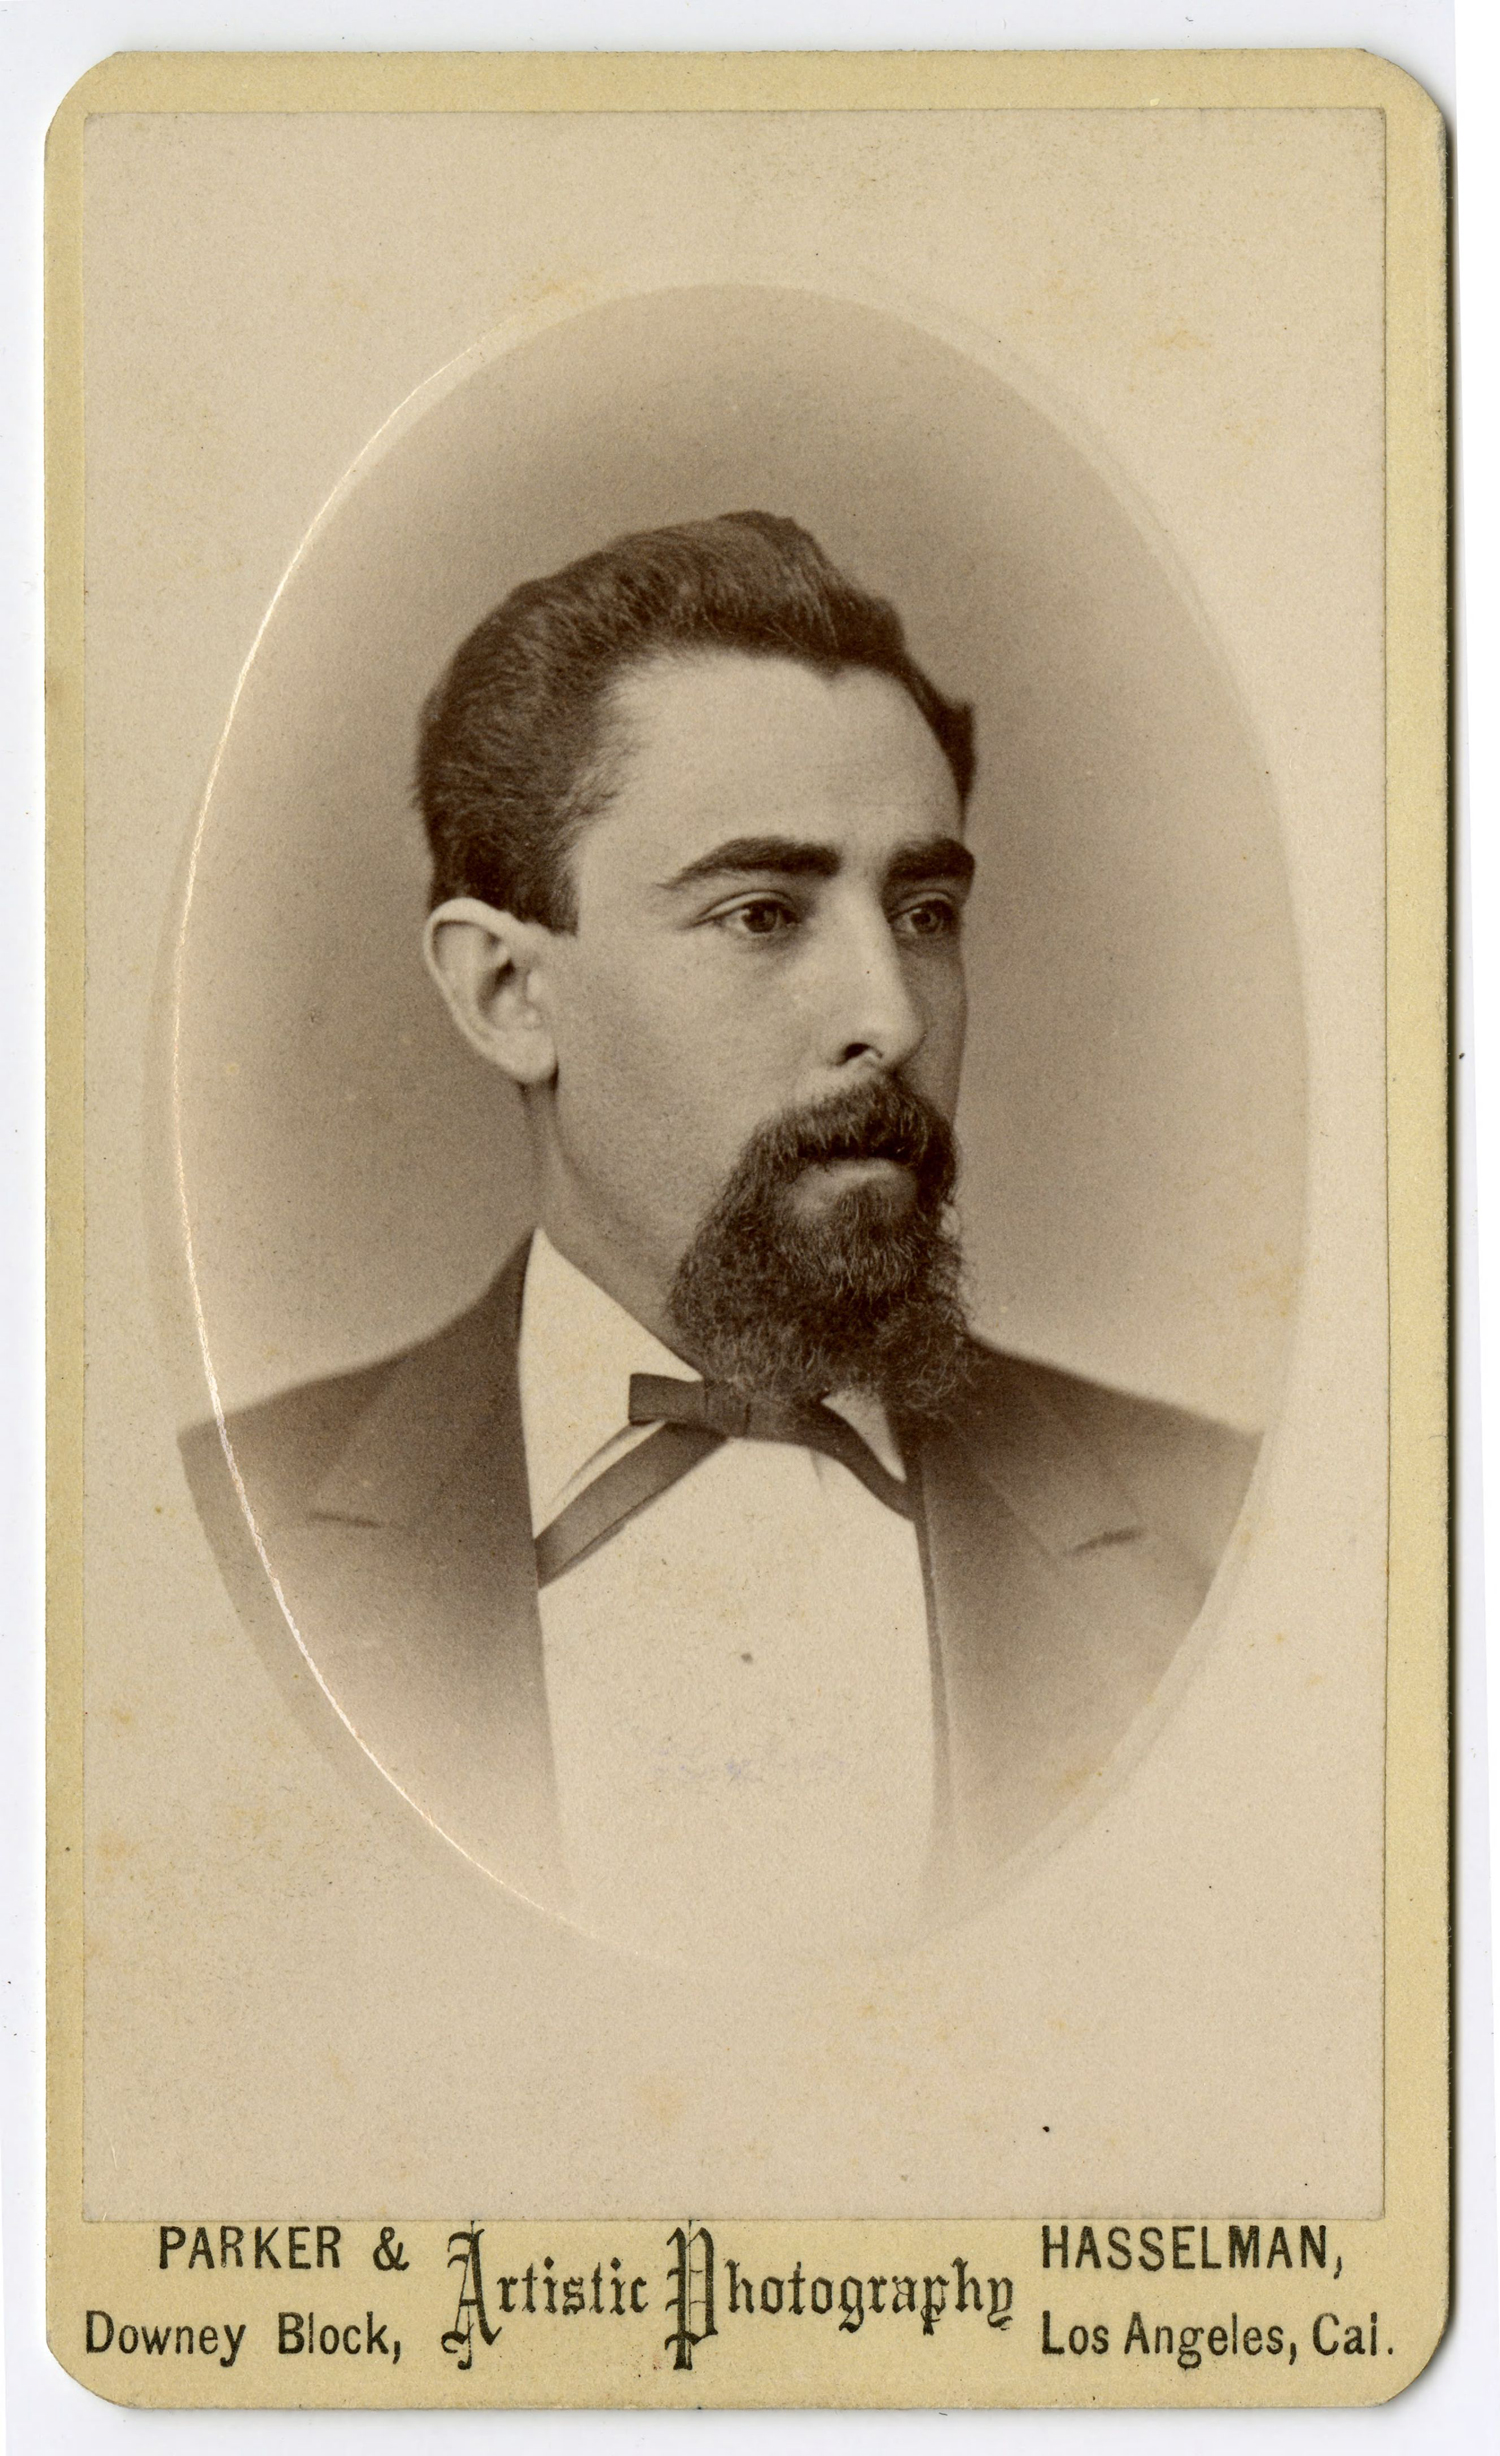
[417,511,976,928]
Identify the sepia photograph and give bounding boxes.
[43,41,1448,2412]
[171,290,1294,1964]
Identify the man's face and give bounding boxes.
[534,649,971,1295]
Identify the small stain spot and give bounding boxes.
[740,1652,753,1663]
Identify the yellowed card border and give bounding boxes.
[44,45,1449,2411]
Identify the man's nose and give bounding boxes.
[818,900,925,1073]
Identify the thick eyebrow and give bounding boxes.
[658,836,842,892]
[658,834,975,896]
[883,837,976,894]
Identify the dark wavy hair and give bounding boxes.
[416,510,975,928]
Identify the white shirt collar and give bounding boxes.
[517,1225,906,1531]
[518,1228,689,1530]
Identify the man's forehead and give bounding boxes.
[592,648,963,872]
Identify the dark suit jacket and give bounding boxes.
[182,1240,1257,1912]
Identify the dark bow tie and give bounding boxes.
[533,1373,912,1590]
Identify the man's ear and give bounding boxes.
[423,898,559,1086]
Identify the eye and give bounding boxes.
[712,895,800,939]
[892,895,961,941]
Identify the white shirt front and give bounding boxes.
[518,1230,936,1963]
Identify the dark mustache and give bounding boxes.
[747,1078,956,1191]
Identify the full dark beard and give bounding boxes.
[667,1077,974,1426]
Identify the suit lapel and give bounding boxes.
[291,1238,568,1909]
[914,1355,1211,1889]
[255,1278,1214,1913]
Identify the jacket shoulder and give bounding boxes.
[179,1243,532,1535]
[180,1351,407,1533]
[960,1342,1260,1583]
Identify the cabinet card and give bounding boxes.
[46,45,1448,2412]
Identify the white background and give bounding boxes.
[1,0,1491,2450]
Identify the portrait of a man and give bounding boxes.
[73,82,1408,2255]
[49,51,1448,2406]
[184,510,1256,1962]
